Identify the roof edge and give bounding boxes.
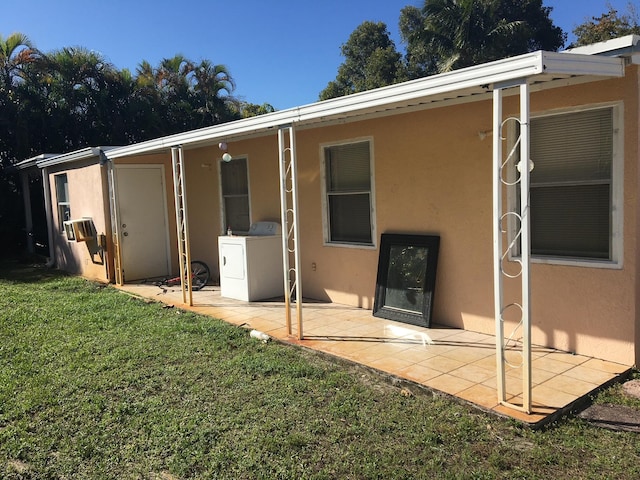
[563,34,640,57]
[36,146,119,168]
[106,50,624,160]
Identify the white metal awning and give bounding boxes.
[104,50,625,160]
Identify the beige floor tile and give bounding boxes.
[449,363,496,384]
[368,356,416,374]
[418,355,467,374]
[343,323,388,337]
[421,343,459,356]
[395,346,439,363]
[539,374,599,397]
[505,366,557,385]
[482,375,524,398]
[531,356,575,375]
[492,404,554,425]
[440,346,494,363]
[444,330,494,344]
[457,384,500,409]
[471,355,499,371]
[318,339,375,356]
[530,384,579,409]
[562,365,617,384]
[426,327,468,340]
[424,373,475,395]
[540,351,589,366]
[581,358,630,375]
[396,364,443,383]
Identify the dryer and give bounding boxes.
[218,221,284,301]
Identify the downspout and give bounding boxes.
[41,166,55,268]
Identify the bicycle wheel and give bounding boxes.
[190,261,210,291]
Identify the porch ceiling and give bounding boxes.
[105,50,625,159]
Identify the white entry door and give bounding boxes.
[115,165,171,281]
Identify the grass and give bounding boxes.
[0,262,639,479]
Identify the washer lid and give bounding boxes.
[248,221,281,236]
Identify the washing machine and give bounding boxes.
[218,221,285,301]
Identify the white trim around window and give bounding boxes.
[54,173,71,234]
[508,101,623,269]
[218,155,251,235]
[320,137,377,249]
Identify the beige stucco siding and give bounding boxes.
[47,160,110,282]
[292,71,637,365]
[504,71,638,365]
[103,66,638,366]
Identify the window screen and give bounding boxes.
[528,108,613,259]
[55,174,70,231]
[324,141,373,244]
[220,158,250,233]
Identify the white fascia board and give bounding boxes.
[563,35,640,57]
[36,146,117,168]
[541,51,625,76]
[105,51,625,160]
[15,153,59,170]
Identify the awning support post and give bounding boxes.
[493,81,532,414]
[278,124,303,339]
[20,170,35,254]
[41,167,55,268]
[171,145,193,306]
[107,162,124,285]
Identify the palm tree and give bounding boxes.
[421,0,523,72]
[41,47,121,148]
[192,59,238,126]
[414,0,565,73]
[0,33,39,93]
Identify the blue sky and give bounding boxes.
[1,0,635,109]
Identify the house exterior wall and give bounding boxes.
[107,67,638,366]
[192,69,637,365]
[502,70,639,367]
[46,159,110,282]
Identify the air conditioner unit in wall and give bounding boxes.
[63,218,95,242]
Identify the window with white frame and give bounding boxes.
[220,157,250,234]
[515,105,620,263]
[323,140,374,245]
[55,173,71,232]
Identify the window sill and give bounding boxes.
[323,241,376,250]
[511,255,622,270]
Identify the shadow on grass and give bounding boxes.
[0,258,67,284]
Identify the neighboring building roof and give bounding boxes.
[104,38,630,161]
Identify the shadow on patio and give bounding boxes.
[118,282,632,427]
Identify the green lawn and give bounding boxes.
[1,263,639,479]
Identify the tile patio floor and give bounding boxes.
[118,283,631,427]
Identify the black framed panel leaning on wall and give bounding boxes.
[373,234,440,328]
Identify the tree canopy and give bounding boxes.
[319,21,404,101]
[0,34,273,257]
[320,0,566,100]
[572,2,640,46]
[0,36,277,168]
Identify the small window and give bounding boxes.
[323,141,374,245]
[220,157,250,234]
[513,105,620,264]
[55,174,71,232]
